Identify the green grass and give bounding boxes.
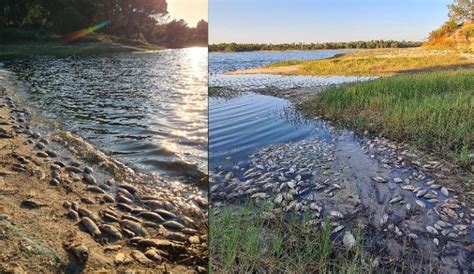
[209,202,375,273]
[301,70,474,167]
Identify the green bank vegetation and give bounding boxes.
[210,202,438,273]
[301,70,474,167]
[209,203,373,273]
[266,49,472,76]
[1,0,207,49]
[209,40,421,52]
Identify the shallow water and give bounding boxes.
[210,74,375,91]
[209,50,350,74]
[5,48,208,181]
[209,92,335,169]
[209,50,362,168]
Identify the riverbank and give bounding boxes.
[301,70,474,170]
[0,74,207,272]
[229,48,474,76]
[209,49,473,272]
[210,114,473,272]
[0,34,165,58]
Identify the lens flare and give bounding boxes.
[62,20,111,43]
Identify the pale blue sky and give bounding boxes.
[209,0,452,43]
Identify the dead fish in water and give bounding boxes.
[380,213,389,226]
[416,189,427,198]
[440,187,449,196]
[402,185,415,191]
[389,196,403,204]
[416,200,426,208]
[426,226,438,235]
[373,176,386,183]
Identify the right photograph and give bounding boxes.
[209,0,473,273]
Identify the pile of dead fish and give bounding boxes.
[1,93,208,268]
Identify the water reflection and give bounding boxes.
[7,48,208,181]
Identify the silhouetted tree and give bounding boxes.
[448,0,473,23]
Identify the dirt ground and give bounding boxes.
[0,85,207,273]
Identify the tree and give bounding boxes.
[448,0,473,24]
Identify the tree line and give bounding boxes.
[0,0,207,48]
[209,40,422,52]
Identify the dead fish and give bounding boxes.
[393,177,403,183]
[441,187,449,196]
[78,208,99,222]
[416,189,427,198]
[86,186,105,194]
[329,210,344,219]
[120,219,148,237]
[103,194,115,203]
[116,203,133,212]
[137,212,165,223]
[162,220,185,230]
[389,196,403,204]
[116,194,133,204]
[99,224,123,239]
[118,184,138,195]
[402,185,415,191]
[416,200,426,208]
[380,213,389,226]
[373,176,387,183]
[68,210,79,221]
[80,217,101,237]
[332,225,345,234]
[20,199,46,209]
[426,226,438,235]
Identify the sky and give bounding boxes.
[209,0,453,43]
[168,0,208,27]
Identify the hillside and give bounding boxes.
[424,21,474,51]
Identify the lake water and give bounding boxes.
[209,50,362,169]
[209,50,350,74]
[5,48,208,181]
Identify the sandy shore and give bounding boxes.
[0,76,207,272]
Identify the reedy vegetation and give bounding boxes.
[301,70,474,167]
[209,202,375,273]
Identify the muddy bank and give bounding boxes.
[0,80,207,272]
[209,85,473,272]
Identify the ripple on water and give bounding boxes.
[6,48,208,180]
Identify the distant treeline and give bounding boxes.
[0,0,207,48]
[209,40,422,52]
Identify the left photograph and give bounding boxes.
[0,0,208,272]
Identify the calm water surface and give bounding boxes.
[6,48,208,180]
[209,50,352,169]
[209,50,350,74]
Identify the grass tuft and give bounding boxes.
[209,202,375,273]
[301,70,474,166]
